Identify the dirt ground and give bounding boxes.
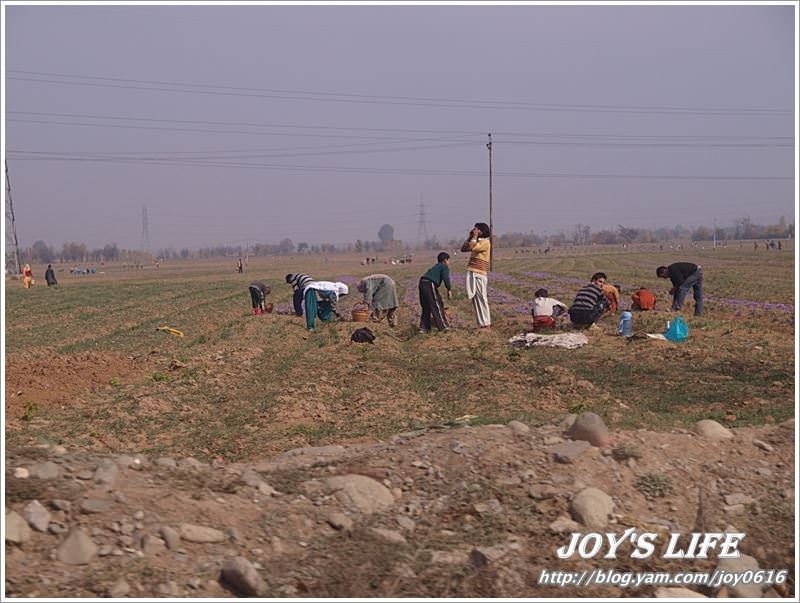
[4,245,797,598]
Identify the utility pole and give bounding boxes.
[140,205,151,255]
[5,160,22,275]
[487,133,493,272]
[416,195,429,250]
[713,218,717,250]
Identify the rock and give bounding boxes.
[108,578,130,598]
[723,493,754,506]
[559,414,577,431]
[507,420,530,435]
[23,500,51,532]
[654,586,707,597]
[157,581,180,596]
[570,488,615,529]
[693,420,733,441]
[752,439,773,452]
[551,440,591,463]
[160,526,181,549]
[48,522,68,535]
[220,556,268,597]
[50,499,71,512]
[56,528,97,564]
[473,499,503,515]
[51,445,68,456]
[543,436,564,445]
[6,511,32,544]
[326,512,353,531]
[779,417,794,430]
[178,457,206,470]
[76,470,93,480]
[322,475,394,514]
[370,528,407,545]
[430,549,469,565]
[548,516,581,533]
[29,461,60,480]
[80,498,112,514]
[528,484,559,499]
[98,545,113,556]
[258,482,278,497]
[155,457,177,468]
[141,534,167,556]
[565,412,610,447]
[240,469,263,487]
[716,554,763,598]
[178,523,226,543]
[13,467,29,479]
[723,504,745,516]
[396,516,416,531]
[93,459,119,486]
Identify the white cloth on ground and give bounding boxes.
[507,332,589,349]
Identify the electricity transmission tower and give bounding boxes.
[416,197,429,249]
[5,160,22,275]
[140,205,151,254]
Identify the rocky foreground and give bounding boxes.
[4,414,796,598]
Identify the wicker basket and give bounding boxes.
[351,303,370,322]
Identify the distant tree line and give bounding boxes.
[11,216,793,269]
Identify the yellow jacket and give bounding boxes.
[461,238,491,275]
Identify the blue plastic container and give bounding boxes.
[618,311,633,337]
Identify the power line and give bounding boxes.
[7,70,792,116]
[4,153,791,181]
[7,110,791,141]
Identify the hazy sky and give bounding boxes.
[3,3,796,251]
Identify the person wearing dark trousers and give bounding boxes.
[419,252,452,333]
[657,262,703,316]
[248,281,270,315]
[45,264,58,287]
[568,272,609,328]
[286,273,313,316]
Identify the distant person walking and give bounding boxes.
[303,281,349,331]
[22,264,34,288]
[44,264,58,287]
[460,222,492,329]
[657,262,703,316]
[236,257,244,273]
[286,273,314,316]
[419,252,452,333]
[357,274,400,327]
[248,281,271,315]
[568,272,609,328]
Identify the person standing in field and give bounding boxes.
[303,281,349,331]
[460,222,492,330]
[236,257,244,274]
[22,264,34,288]
[45,264,58,287]
[286,272,314,317]
[657,262,703,316]
[248,281,271,315]
[357,274,400,327]
[568,272,609,328]
[419,252,452,333]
